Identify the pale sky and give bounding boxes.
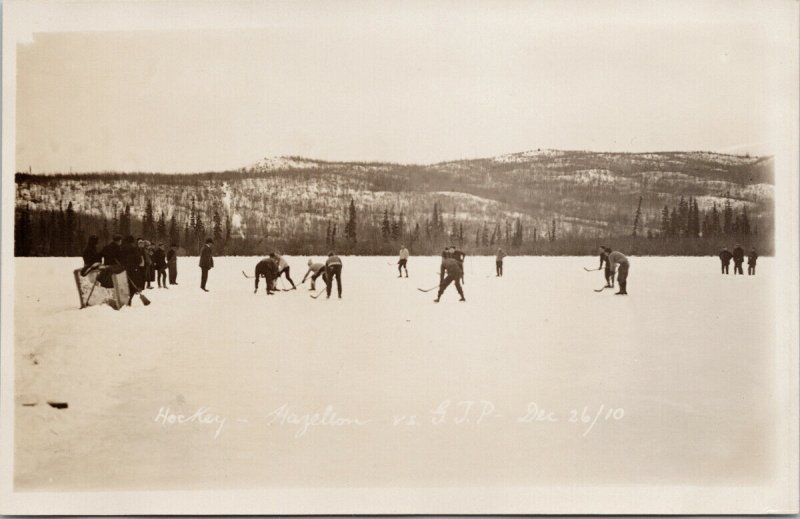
[13,0,793,173]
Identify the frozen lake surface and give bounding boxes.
[12,255,778,490]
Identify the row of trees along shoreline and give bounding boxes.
[14,195,772,257]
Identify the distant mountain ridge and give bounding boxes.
[15,149,773,256]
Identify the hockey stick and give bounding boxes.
[594,285,611,292]
[242,270,254,279]
[81,277,100,309]
[584,267,601,272]
[115,260,151,306]
[127,277,151,305]
[417,285,439,293]
[310,287,327,299]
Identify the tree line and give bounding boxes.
[14,192,772,258]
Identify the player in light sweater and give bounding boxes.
[398,245,409,278]
[270,252,297,290]
[302,259,327,291]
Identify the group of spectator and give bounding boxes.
[83,235,179,301]
[718,244,757,275]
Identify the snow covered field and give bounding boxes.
[12,256,777,490]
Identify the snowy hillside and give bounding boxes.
[14,149,774,256]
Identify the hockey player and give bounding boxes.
[253,256,279,294]
[302,259,327,290]
[325,251,343,299]
[398,245,409,278]
[435,249,466,303]
[448,246,466,284]
[606,248,629,295]
[599,246,615,288]
[271,252,297,290]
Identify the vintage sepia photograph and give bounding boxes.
[1,0,798,515]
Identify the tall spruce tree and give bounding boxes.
[143,199,155,240]
[157,210,167,240]
[381,209,391,239]
[632,196,643,238]
[213,209,223,243]
[660,205,670,238]
[169,214,180,245]
[345,199,357,243]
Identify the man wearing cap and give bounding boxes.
[153,242,168,289]
[302,258,327,291]
[167,243,179,285]
[199,238,214,292]
[732,244,745,275]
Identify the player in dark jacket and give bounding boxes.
[435,250,465,303]
[166,244,178,285]
[199,238,214,291]
[719,248,733,274]
[82,235,102,267]
[732,244,745,275]
[495,248,507,277]
[101,235,122,266]
[120,235,144,304]
[599,246,615,287]
[325,251,343,299]
[748,248,758,275]
[153,243,168,288]
[448,246,466,284]
[254,257,280,294]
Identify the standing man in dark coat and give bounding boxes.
[120,236,144,304]
[748,248,758,275]
[495,248,507,277]
[101,235,123,266]
[199,238,214,292]
[435,249,466,303]
[153,243,168,289]
[732,244,745,275]
[719,247,733,274]
[167,243,178,285]
[325,251,343,299]
[82,235,102,267]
